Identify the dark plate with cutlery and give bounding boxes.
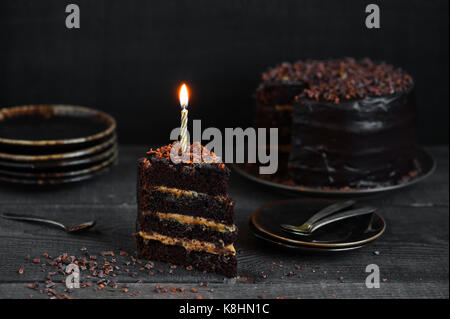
[251,198,385,249]
[249,220,365,253]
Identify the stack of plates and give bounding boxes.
[0,105,118,185]
[249,198,386,253]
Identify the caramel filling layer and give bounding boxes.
[275,104,294,111]
[152,185,229,204]
[142,211,235,233]
[138,231,236,255]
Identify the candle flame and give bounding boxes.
[179,83,189,108]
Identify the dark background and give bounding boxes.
[0,0,448,145]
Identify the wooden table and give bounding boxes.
[0,145,448,299]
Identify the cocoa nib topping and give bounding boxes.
[261,58,413,103]
[146,142,225,167]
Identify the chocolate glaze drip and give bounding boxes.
[288,87,418,188]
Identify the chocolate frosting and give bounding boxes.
[288,86,418,187]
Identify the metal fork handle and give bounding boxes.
[301,200,356,231]
[308,206,377,233]
[1,213,67,231]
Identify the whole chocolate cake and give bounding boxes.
[135,142,237,277]
[255,58,418,188]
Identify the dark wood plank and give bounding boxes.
[0,204,447,298]
[1,282,448,299]
[0,146,448,298]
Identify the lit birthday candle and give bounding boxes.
[179,83,189,153]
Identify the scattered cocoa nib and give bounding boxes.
[19,249,161,299]
[262,58,413,103]
[101,251,114,257]
[146,142,224,166]
[19,249,321,300]
[27,283,39,290]
[144,262,154,269]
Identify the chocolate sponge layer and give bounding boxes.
[134,234,237,278]
[138,156,230,196]
[137,186,235,225]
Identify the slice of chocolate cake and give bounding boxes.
[135,142,237,277]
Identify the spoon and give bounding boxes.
[1,213,96,233]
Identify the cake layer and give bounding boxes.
[255,82,306,106]
[137,185,235,225]
[135,234,237,277]
[289,90,417,187]
[254,83,304,148]
[137,231,235,255]
[139,143,230,196]
[137,212,238,246]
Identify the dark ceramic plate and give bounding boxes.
[233,147,435,196]
[0,134,116,162]
[248,220,365,253]
[0,144,117,171]
[0,105,116,154]
[0,149,118,179]
[0,153,118,185]
[251,198,385,249]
